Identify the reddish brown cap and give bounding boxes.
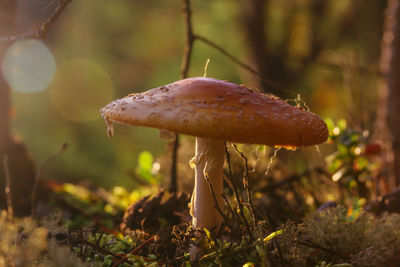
[101,77,328,147]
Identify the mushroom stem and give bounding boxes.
[191,137,225,230]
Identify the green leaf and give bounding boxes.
[337,118,347,130]
[327,157,343,173]
[136,150,156,184]
[354,157,368,171]
[203,227,216,249]
[138,150,153,170]
[325,118,335,134]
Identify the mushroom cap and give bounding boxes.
[101,77,328,147]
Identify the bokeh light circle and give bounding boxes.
[49,58,115,122]
[2,39,56,93]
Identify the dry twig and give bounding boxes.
[224,143,252,239]
[194,35,281,92]
[170,0,196,192]
[0,0,73,43]
[231,144,258,227]
[203,173,233,232]
[298,239,350,260]
[111,235,158,267]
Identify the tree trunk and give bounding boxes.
[241,0,328,98]
[0,1,38,216]
[0,1,15,213]
[0,1,15,160]
[241,0,277,94]
[375,0,400,189]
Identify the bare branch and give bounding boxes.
[203,173,233,232]
[224,142,252,239]
[170,0,196,192]
[195,34,282,92]
[298,239,349,260]
[231,144,258,227]
[111,235,158,267]
[169,135,179,192]
[0,0,73,43]
[181,0,195,78]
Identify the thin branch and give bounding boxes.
[181,0,195,78]
[203,173,233,232]
[221,194,242,234]
[222,174,245,231]
[0,0,73,43]
[112,235,158,267]
[31,143,68,217]
[224,142,252,239]
[169,135,179,193]
[194,34,282,92]
[298,239,349,260]
[222,172,245,234]
[169,0,196,192]
[2,155,13,220]
[78,237,134,265]
[79,227,84,258]
[221,191,237,221]
[231,144,258,227]
[95,232,104,246]
[314,59,381,76]
[224,142,235,185]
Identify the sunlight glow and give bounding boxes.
[2,39,56,93]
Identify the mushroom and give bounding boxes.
[100,77,328,231]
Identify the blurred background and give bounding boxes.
[3,2,400,265]
[0,0,388,193]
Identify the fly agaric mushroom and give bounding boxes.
[100,77,328,230]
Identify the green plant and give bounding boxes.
[325,118,379,200]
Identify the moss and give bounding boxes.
[275,207,400,267]
[1,202,400,266]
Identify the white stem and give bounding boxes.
[190,137,225,230]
